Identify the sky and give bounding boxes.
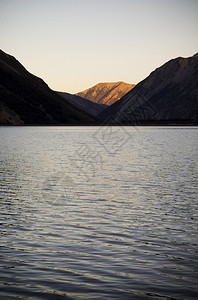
[0,0,198,94]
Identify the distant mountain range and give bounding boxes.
[75,82,135,106]
[0,49,97,125]
[57,92,107,116]
[57,82,134,116]
[99,53,198,124]
[0,49,197,125]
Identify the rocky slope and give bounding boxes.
[99,53,198,124]
[57,92,107,116]
[0,50,97,125]
[75,81,135,106]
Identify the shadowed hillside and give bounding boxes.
[57,92,107,116]
[99,53,198,125]
[0,50,98,125]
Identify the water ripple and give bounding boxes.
[0,126,198,299]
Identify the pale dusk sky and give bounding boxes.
[0,0,197,93]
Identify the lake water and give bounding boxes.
[0,126,198,299]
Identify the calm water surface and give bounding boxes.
[0,126,198,299]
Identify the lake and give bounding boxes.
[0,126,198,299]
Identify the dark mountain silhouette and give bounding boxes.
[57,92,107,116]
[0,50,97,125]
[99,53,198,124]
[76,81,135,106]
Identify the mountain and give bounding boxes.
[0,49,97,125]
[75,81,135,106]
[57,92,107,116]
[99,53,198,124]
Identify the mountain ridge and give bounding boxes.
[0,49,98,125]
[99,53,198,124]
[75,81,135,106]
